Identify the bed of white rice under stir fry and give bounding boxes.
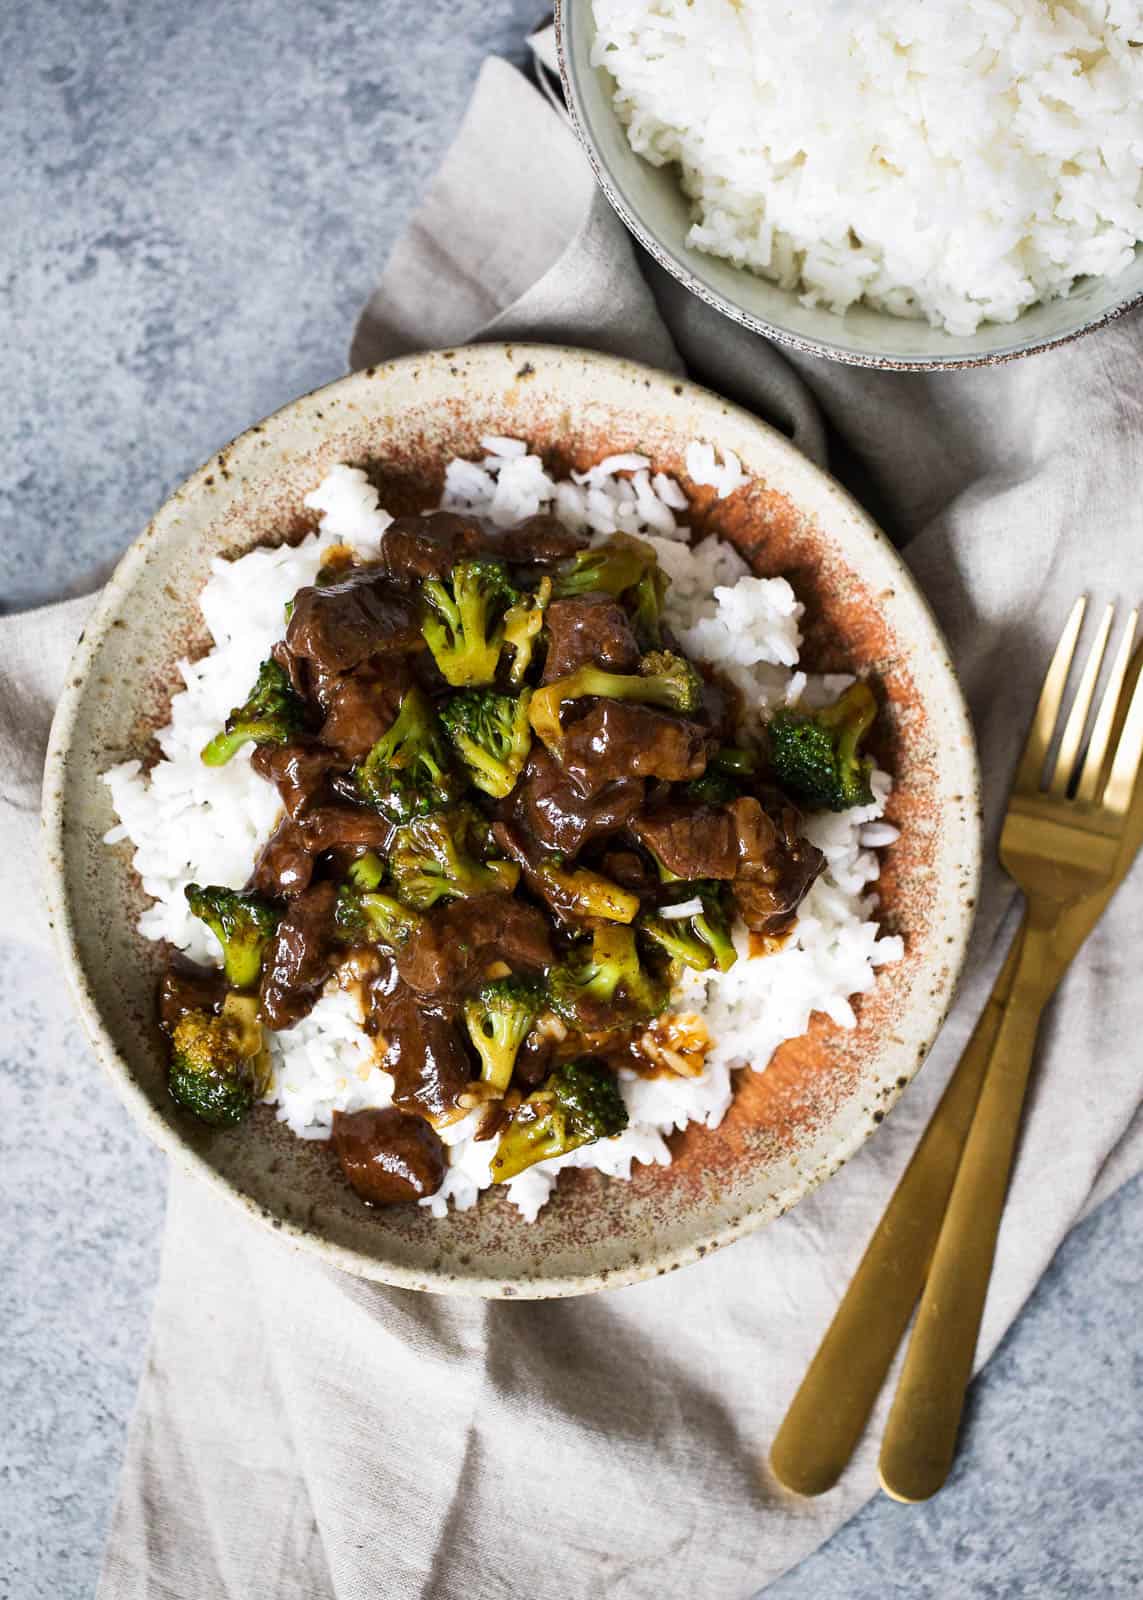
[104,440,902,1221]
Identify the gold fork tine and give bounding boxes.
[1103,653,1143,817]
[1049,603,1114,796]
[1013,596,1086,795]
[1076,610,1139,804]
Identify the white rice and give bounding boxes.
[103,440,902,1222]
[591,0,1143,335]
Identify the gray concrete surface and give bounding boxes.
[2,2,1140,1597]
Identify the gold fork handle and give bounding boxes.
[768,927,1023,1496]
[878,915,1056,1502]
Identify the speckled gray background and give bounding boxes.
[2,2,1141,1597]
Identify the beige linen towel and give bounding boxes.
[2,55,1140,1600]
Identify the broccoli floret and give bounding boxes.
[389,811,521,910]
[767,682,877,811]
[686,745,759,805]
[630,564,669,649]
[692,892,738,973]
[684,771,736,805]
[502,575,551,686]
[335,884,423,949]
[421,557,518,686]
[546,925,667,1027]
[354,686,458,822]
[184,884,281,990]
[463,974,544,1097]
[531,856,641,924]
[552,535,655,600]
[639,913,714,972]
[168,992,270,1127]
[200,658,306,766]
[490,1057,629,1182]
[638,650,704,709]
[529,650,704,746]
[640,886,738,975]
[439,689,533,800]
[347,851,386,891]
[493,829,641,923]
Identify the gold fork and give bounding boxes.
[770,620,1142,1499]
[877,597,1143,1502]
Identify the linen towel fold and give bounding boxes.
[4,53,1140,1600]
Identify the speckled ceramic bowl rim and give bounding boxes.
[42,344,981,1297]
[553,0,1143,372]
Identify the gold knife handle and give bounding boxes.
[768,929,1021,1496]
[878,916,1055,1502]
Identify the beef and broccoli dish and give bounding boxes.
[155,507,880,1210]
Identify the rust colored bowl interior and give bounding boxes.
[42,344,980,1297]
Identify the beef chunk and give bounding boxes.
[510,747,645,857]
[556,702,713,795]
[297,805,396,857]
[395,893,552,998]
[631,803,739,880]
[514,1028,554,1090]
[271,639,311,702]
[250,806,395,902]
[383,1008,472,1123]
[472,1101,512,1143]
[493,513,588,565]
[380,510,488,584]
[729,793,825,937]
[318,659,412,762]
[541,595,640,683]
[332,1106,446,1205]
[632,793,823,934]
[250,818,315,899]
[303,656,344,716]
[698,667,741,740]
[597,848,656,892]
[259,881,339,1030]
[365,965,474,1123]
[286,567,421,671]
[252,740,343,821]
[491,821,622,930]
[158,956,226,1034]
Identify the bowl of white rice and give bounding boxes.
[555,0,1143,368]
[43,343,979,1296]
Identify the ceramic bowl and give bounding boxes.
[554,0,1143,371]
[43,343,980,1297]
